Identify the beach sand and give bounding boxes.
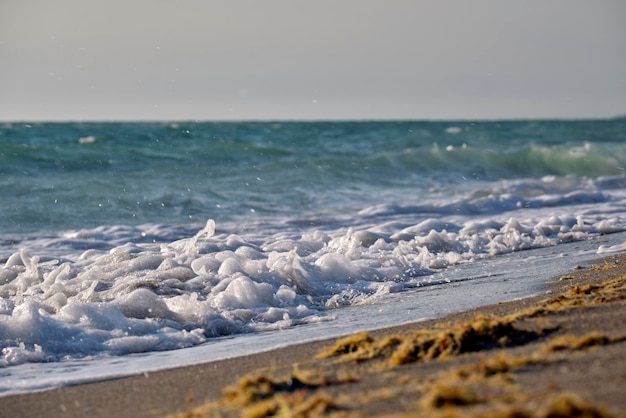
[1,252,625,418]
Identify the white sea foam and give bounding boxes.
[597,241,626,254]
[2,179,626,368]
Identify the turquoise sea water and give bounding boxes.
[2,120,624,236]
[1,119,626,389]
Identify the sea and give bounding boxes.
[2,119,626,394]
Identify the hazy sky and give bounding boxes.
[1,0,625,121]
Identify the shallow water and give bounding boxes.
[2,230,625,395]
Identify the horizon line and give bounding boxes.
[1,115,624,124]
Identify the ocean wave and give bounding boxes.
[2,198,626,366]
[2,120,626,367]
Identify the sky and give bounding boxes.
[1,0,625,121]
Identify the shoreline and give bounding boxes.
[1,252,625,417]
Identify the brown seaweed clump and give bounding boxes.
[417,388,615,418]
[318,314,544,366]
[170,371,357,418]
[543,332,626,353]
[389,314,541,366]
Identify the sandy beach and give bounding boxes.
[1,252,625,418]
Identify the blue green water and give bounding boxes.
[1,119,626,379]
[2,120,625,235]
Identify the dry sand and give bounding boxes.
[1,252,625,418]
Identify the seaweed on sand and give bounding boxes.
[317,314,547,366]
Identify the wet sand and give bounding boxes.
[1,253,625,418]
